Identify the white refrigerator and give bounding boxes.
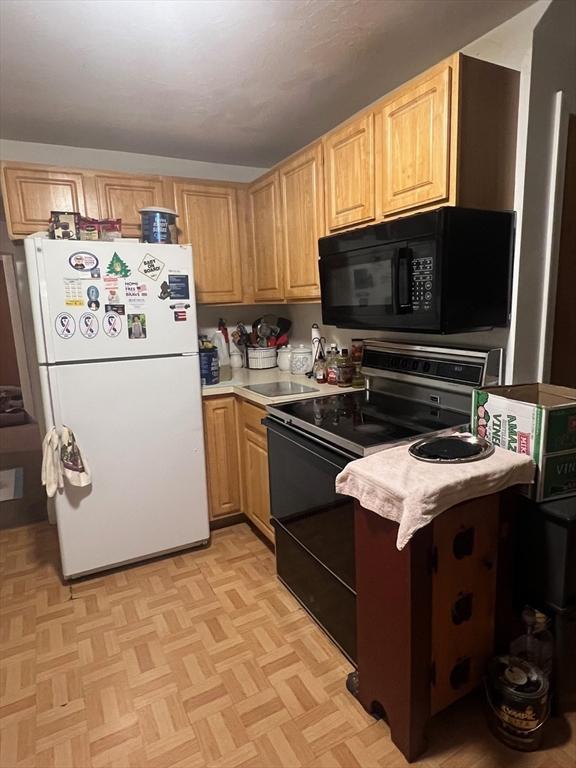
[24,237,209,578]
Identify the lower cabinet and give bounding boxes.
[202,397,241,520]
[203,395,274,543]
[238,400,274,542]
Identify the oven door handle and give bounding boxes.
[263,417,356,466]
[392,246,413,315]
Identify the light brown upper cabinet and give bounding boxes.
[1,164,94,238]
[374,54,519,219]
[247,172,284,302]
[376,64,452,215]
[94,174,165,237]
[324,113,375,231]
[173,181,244,304]
[279,142,324,301]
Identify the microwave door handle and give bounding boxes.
[392,247,413,314]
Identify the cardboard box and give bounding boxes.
[471,383,576,502]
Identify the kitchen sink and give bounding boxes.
[242,381,319,397]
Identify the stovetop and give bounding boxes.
[267,389,467,456]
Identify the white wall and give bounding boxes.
[508,0,576,383]
[0,139,267,182]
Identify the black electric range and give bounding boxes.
[267,389,466,457]
[263,341,503,663]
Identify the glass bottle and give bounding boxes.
[510,607,554,678]
[326,344,339,385]
[313,352,327,384]
[336,348,355,387]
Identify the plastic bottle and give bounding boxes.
[326,344,339,385]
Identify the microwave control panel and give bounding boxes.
[411,256,434,311]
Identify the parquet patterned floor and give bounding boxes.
[1,522,574,768]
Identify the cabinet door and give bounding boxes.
[1,165,92,238]
[279,143,324,300]
[173,182,243,304]
[248,172,284,302]
[94,174,165,237]
[324,114,375,231]
[378,65,452,215]
[203,397,241,519]
[239,401,273,542]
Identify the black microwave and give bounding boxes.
[318,207,514,333]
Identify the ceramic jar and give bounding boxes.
[277,345,292,371]
[290,345,313,375]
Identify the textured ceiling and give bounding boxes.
[0,0,533,166]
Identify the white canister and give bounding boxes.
[290,345,313,375]
[277,345,292,371]
[230,348,243,369]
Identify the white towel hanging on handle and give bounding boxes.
[41,426,91,498]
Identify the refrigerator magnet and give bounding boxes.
[79,312,99,339]
[103,311,122,337]
[168,274,189,300]
[64,278,85,306]
[127,314,147,339]
[106,253,131,278]
[158,280,170,300]
[138,255,165,281]
[174,310,187,322]
[104,303,125,315]
[169,302,190,310]
[69,251,99,273]
[124,281,148,305]
[55,312,76,338]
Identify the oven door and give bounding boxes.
[265,417,357,662]
[319,240,441,331]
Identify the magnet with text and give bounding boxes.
[169,302,191,310]
[158,280,170,300]
[69,251,99,273]
[55,312,76,338]
[127,313,147,339]
[106,252,131,278]
[103,311,122,337]
[168,274,189,300]
[104,303,125,315]
[64,278,85,306]
[138,254,165,281]
[124,281,148,305]
[79,312,99,339]
[103,276,120,303]
[174,310,187,322]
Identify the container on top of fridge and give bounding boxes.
[471,383,576,502]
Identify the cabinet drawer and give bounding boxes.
[241,400,267,437]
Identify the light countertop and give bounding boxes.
[201,367,358,407]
